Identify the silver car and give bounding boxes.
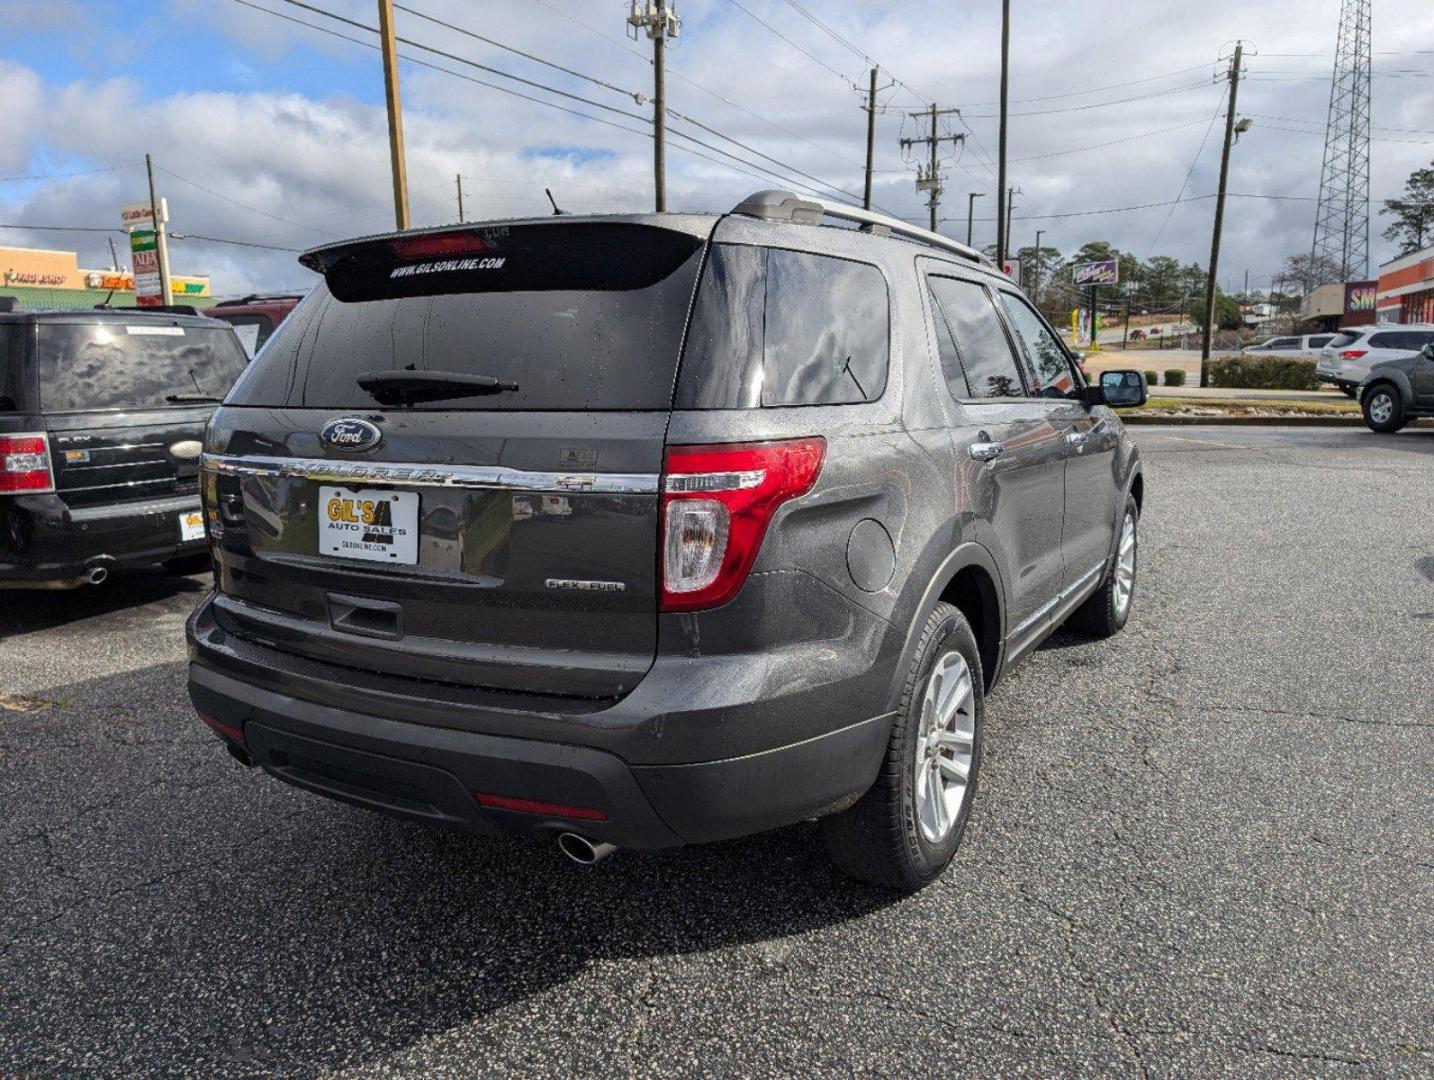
[1317,323,1434,396]
[1243,333,1334,358]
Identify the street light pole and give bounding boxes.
[966,191,984,248]
[995,0,1010,266]
[1033,229,1044,301]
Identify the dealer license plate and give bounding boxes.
[318,487,419,565]
[179,510,206,542]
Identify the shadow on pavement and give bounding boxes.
[0,661,900,1076]
[0,567,209,638]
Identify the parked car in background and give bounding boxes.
[1359,342,1434,433]
[187,189,1147,892]
[1241,333,1334,358]
[0,306,249,588]
[1317,324,1434,396]
[203,293,304,358]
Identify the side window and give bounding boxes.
[1271,337,1300,349]
[927,276,1026,400]
[1368,332,1400,349]
[1308,336,1332,349]
[676,244,889,408]
[996,290,1077,397]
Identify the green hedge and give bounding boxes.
[1207,355,1320,391]
[1143,369,1159,387]
[1164,369,1186,387]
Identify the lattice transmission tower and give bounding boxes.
[1310,0,1372,281]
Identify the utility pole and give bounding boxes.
[106,235,120,272]
[995,0,1011,266]
[144,152,172,306]
[900,105,963,233]
[966,191,984,247]
[863,67,878,210]
[1201,41,1244,370]
[1033,229,1044,302]
[628,2,682,213]
[1004,186,1019,263]
[456,173,465,222]
[377,0,410,230]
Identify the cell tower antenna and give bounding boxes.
[1310,0,1372,282]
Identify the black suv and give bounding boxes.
[0,306,249,589]
[1360,341,1434,433]
[187,191,1146,890]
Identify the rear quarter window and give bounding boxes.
[676,244,889,408]
[0,325,27,411]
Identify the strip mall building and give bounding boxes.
[1375,244,1434,324]
[0,245,210,310]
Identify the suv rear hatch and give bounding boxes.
[205,218,712,700]
[36,317,248,510]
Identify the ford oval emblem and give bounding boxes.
[320,417,382,453]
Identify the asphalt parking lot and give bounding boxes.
[2,425,1431,1079]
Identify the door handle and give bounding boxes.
[968,441,1005,462]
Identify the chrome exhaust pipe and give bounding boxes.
[557,832,618,866]
[86,566,108,586]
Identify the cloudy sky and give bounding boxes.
[4,0,1433,298]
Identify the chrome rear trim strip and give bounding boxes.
[201,453,659,495]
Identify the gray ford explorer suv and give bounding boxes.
[186,190,1146,891]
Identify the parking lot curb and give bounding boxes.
[1124,415,1366,427]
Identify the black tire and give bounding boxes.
[1067,494,1139,639]
[1361,383,1406,434]
[1338,384,1357,398]
[822,602,984,892]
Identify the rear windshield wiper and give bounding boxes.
[165,393,222,403]
[356,370,520,406]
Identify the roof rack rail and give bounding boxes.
[730,190,994,268]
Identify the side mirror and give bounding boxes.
[1423,342,1434,362]
[1086,369,1147,409]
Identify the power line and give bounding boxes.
[1010,117,1214,164]
[154,165,336,237]
[1147,89,1226,255]
[0,163,140,183]
[726,0,857,84]
[239,0,880,211]
[967,63,1219,107]
[959,79,1215,119]
[0,222,303,252]
[929,191,1316,225]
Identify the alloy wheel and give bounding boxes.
[913,650,976,844]
[1368,392,1394,426]
[1113,511,1137,620]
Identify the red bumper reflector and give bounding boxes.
[474,792,607,822]
[197,710,245,745]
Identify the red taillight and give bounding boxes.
[0,433,54,494]
[660,437,826,612]
[197,709,245,745]
[388,231,490,260]
[474,793,607,821]
[1339,349,1368,359]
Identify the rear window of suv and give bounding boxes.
[675,243,889,408]
[35,321,249,412]
[226,222,705,411]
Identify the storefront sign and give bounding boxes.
[120,199,169,227]
[1343,280,1377,324]
[1074,259,1119,287]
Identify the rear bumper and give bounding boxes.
[0,492,205,585]
[186,586,896,849]
[190,660,890,849]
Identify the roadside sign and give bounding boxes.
[1073,259,1119,287]
[129,229,163,307]
[120,198,168,228]
[1001,258,1022,283]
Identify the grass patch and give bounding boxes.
[1135,396,1359,417]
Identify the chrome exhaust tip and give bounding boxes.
[86,566,109,586]
[557,832,618,866]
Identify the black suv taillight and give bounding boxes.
[0,432,55,494]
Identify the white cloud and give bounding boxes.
[4,0,1433,296]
